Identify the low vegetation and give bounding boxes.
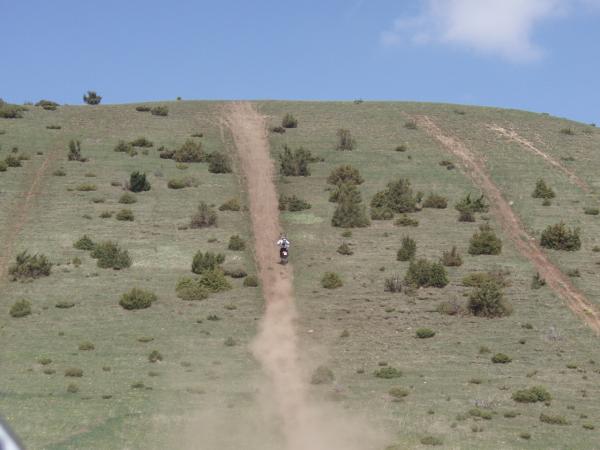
[540,222,581,251]
[9,251,52,281]
[404,259,448,288]
[119,288,157,310]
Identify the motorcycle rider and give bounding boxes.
[276,234,290,259]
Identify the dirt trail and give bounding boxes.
[0,151,56,283]
[415,115,600,335]
[223,102,384,450]
[487,124,591,193]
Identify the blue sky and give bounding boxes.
[1,0,599,123]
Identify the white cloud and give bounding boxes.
[382,0,574,62]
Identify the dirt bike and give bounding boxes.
[279,247,289,265]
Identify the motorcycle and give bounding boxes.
[280,247,289,265]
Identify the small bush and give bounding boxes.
[463,271,510,288]
[199,269,232,293]
[119,288,157,310]
[0,102,25,118]
[540,222,581,251]
[190,202,217,228]
[468,281,511,318]
[228,235,246,251]
[116,209,134,221]
[532,179,555,199]
[416,328,435,339]
[388,387,409,399]
[420,436,443,446]
[99,211,113,218]
[243,275,259,287]
[90,241,132,269]
[278,145,315,176]
[270,126,285,134]
[79,341,95,351]
[404,120,417,130]
[222,266,247,278]
[441,246,462,266]
[67,140,84,161]
[52,168,66,176]
[46,124,61,130]
[0,160,7,172]
[173,139,204,162]
[423,193,448,209]
[560,127,575,135]
[75,183,96,192]
[224,337,237,347]
[539,413,569,425]
[469,225,502,255]
[279,194,311,211]
[456,193,488,214]
[337,242,353,255]
[439,160,455,170]
[83,91,101,105]
[491,353,512,364]
[9,251,52,280]
[371,207,394,220]
[55,301,75,309]
[584,207,599,215]
[167,177,197,189]
[208,151,232,173]
[73,235,95,251]
[436,300,463,316]
[128,171,151,192]
[531,272,546,289]
[130,137,153,148]
[151,105,168,116]
[397,236,417,261]
[512,386,551,403]
[219,198,240,211]
[395,144,407,152]
[65,367,83,377]
[374,367,402,378]
[310,365,335,384]
[321,272,342,289]
[384,274,403,293]
[469,408,492,420]
[135,105,151,112]
[327,165,364,186]
[336,128,355,150]
[395,214,419,227]
[175,278,209,301]
[10,299,31,318]
[192,251,225,274]
[281,113,298,128]
[148,350,163,363]
[404,259,448,288]
[372,178,418,213]
[119,192,137,204]
[331,183,370,228]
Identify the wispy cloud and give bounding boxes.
[381,0,581,62]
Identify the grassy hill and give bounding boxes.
[1,100,599,449]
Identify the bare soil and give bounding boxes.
[416,115,600,335]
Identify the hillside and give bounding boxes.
[1,100,599,449]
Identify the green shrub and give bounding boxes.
[397,236,417,261]
[65,367,83,377]
[135,105,151,112]
[281,113,298,128]
[331,183,370,228]
[90,241,132,269]
[79,341,95,351]
[439,160,455,169]
[222,266,247,278]
[463,271,510,288]
[73,235,95,251]
[336,128,355,150]
[512,386,551,403]
[219,198,240,211]
[175,278,209,301]
[404,259,448,288]
[55,301,75,309]
[374,367,402,378]
[384,274,402,293]
[531,272,546,289]
[148,350,163,362]
[52,168,66,176]
[371,207,394,220]
[192,251,225,274]
[540,222,580,251]
[337,242,353,255]
[174,139,204,162]
[8,251,52,280]
[416,328,435,338]
[423,193,448,209]
[243,275,259,287]
[228,235,246,251]
[224,337,237,347]
[0,101,25,118]
[67,140,84,161]
[270,125,285,133]
[10,299,31,318]
[455,193,488,214]
[469,225,502,255]
[119,288,157,310]
[199,269,232,293]
[321,272,342,289]
[130,137,153,147]
[491,353,512,364]
[584,207,599,215]
[310,365,335,384]
[371,178,418,213]
[395,214,419,227]
[118,192,137,204]
[99,211,113,218]
[0,160,7,172]
[278,145,315,176]
[468,408,492,420]
[279,194,311,211]
[532,179,555,199]
[420,436,443,446]
[539,413,569,425]
[436,300,463,316]
[38,357,52,365]
[468,281,511,318]
[128,171,151,192]
[208,151,232,173]
[151,105,168,116]
[116,209,134,221]
[560,127,575,135]
[441,246,462,266]
[75,183,96,191]
[388,387,409,399]
[191,202,218,228]
[167,177,197,189]
[83,91,101,105]
[46,124,61,130]
[327,165,364,186]
[404,120,417,130]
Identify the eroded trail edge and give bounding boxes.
[223,102,384,450]
[415,115,600,335]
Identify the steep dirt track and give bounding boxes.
[487,124,591,193]
[415,115,600,335]
[0,151,56,283]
